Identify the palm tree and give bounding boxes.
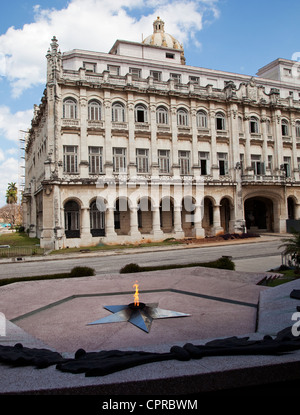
[6,182,18,204]
[279,230,300,272]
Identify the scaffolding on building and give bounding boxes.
[18,130,28,205]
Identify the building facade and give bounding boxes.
[23,18,300,250]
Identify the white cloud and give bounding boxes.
[0,0,220,97]
[0,106,33,142]
[6,148,18,156]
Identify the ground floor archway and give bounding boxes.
[220,198,231,233]
[64,200,80,238]
[244,197,274,232]
[288,197,296,220]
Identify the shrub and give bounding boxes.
[278,264,291,271]
[120,263,142,274]
[207,256,235,270]
[119,257,235,274]
[69,266,95,277]
[221,234,232,240]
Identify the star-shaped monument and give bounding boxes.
[87,302,190,333]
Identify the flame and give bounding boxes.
[133,282,139,307]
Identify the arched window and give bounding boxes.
[282,119,289,137]
[90,201,105,237]
[295,121,300,138]
[63,98,77,119]
[64,200,80,238]
[216,112,225,130]
[196,110,207,129]
[250,116,259,134]
[135,104,148,123]
[156,106,168,124]
[177,108,188,126]
[88,100,101,121]
[112,102,125,122]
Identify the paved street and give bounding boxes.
[0,237,284,279]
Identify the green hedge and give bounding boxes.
[119,256,235,274]
[0,266,95,287]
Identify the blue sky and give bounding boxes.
[0,0,300,208]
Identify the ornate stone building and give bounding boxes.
[23,17,300,249]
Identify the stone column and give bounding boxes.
[233,168,246,234]
[261,115,268,173]
[228,104,239,179]
[243,112,252,174]
[151,206,163,239]
[104,92,113,176]
[127,96,137,177]
[291,119,300,181]
[191,105,199,169]
[81,207,90,243]
[129,206,141,239]
[173,205,184,238]
[295,204,300,220]
[273,110,283,175]
[171,101,180,177]
[105,207,117,238]
[193,204,205,238]
[79,90,89,177]
[209,104,219,180]
[29,185,37,238]
[213,204,223,235]
[149,99,159,177]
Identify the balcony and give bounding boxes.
[242,174,286,184]
[88,120,104,129]
[135,122,150,131]
[111,122,128,131]
[61,119,80,129]
[177,126,191,134]
[157,125,171,133]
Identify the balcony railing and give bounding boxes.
[61,119,80,128]
[135,123,150,131]
[242,174,286,183]
[87,120,104,128]
[111,122,128,130]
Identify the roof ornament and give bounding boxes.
[153,16,165,33]
[46,36,62,81]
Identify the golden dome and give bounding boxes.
[143,17,184,52]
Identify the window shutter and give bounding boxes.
[224,160,229,175]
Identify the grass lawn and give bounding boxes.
[0,232,40,247]
[50,238,184,255]
[265,269,300,287]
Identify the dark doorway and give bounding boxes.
[65,200,80,238]
[288,197,295,220]
[220,198,231,233]
[245,197,273,231]
[90,200,105,237]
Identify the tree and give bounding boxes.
[3,183,19,227]
[279,230,300,272]
[0,204,22,227]
[6,182,18,205]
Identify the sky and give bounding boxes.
[0,0,300,208]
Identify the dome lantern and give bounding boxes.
[153,16,165,34]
